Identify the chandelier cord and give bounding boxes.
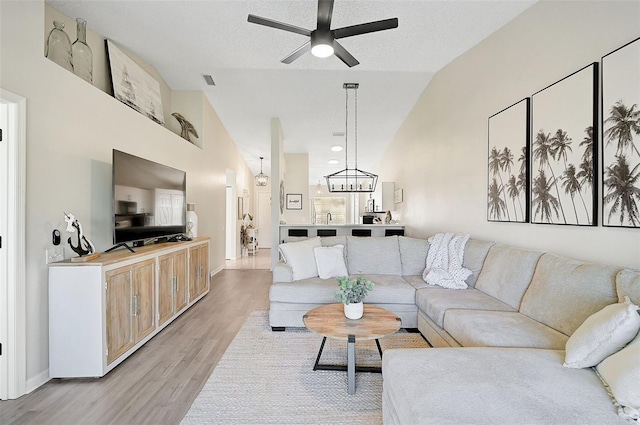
[355,86,358,171]
[344,87,349,170]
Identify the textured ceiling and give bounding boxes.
[48,0,536,184]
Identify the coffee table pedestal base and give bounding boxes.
[312,335,384,395]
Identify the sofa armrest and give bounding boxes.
[273,261,294,283]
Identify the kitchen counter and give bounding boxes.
[279,224,404,241]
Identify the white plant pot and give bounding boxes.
[344,302,364,320]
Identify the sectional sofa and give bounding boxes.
[272,235,640,424]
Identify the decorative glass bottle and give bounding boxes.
[45,21,73,72]
[186,203,198,238]
[72,18,93,83]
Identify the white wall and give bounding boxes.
[0,1,254,391]
[379,1,640,269]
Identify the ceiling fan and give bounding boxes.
[247,0,398,67]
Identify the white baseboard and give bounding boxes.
[210,267,223,278]
[25,369,50,394]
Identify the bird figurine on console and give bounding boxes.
[171,112,199,144]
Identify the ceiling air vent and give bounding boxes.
[203,74,215,86]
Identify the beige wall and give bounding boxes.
[282,153,310,224]
[379,0,640,269]
[1,1,253,390]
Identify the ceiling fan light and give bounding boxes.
[311,43,334,58]
[311,31,334,58]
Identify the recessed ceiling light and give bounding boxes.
[328,159,339,165]
[331,145,343,152]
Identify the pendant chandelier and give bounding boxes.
[255,156,269,186]
[325,83,378,193]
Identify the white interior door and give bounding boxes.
[257,192,271,249]
[0,102,8,399]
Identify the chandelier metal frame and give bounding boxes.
[325,83,378,193]
[255,156,268,186]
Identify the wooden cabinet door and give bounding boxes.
[105,266,134,365]
[189,244,209,301]
[133,259,155,342]
[158,254,175,326]
[189,246,198,302]
[174,250,188,313]
[197,244,209,297]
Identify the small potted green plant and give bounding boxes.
[334,276,375,319]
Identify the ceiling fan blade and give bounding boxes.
[248,14,312,37]
[333,41,359,68]
[333,18,398,39]
[281,41,311,64]
[317,0,334,30]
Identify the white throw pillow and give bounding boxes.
[564,296,640,368]
[278,237,322,281]
[313,244,348,280]
[596,331,640,421]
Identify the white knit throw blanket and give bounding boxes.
[422,232,472,289]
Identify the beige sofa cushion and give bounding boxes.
[474,244,544,309]
[462,239,495,287]
[443,310,568,349]
[520,253,620,336]
[347,236,402,276]
[383,347,626,425]
[415,286,515,328]
[402,275,431,290]
[398,236,430,276]
[616,268,640,305]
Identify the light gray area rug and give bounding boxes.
[181,310,430,425]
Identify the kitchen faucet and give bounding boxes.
[326,212,332,224]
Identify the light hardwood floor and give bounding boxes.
[225,248,271,270]
[0,268,272,425]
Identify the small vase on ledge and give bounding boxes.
[45,21,73,72]
[344,302,364,320]
[186,203,198,238]
[71,18,93,83]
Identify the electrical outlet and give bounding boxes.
[46,247,64,264]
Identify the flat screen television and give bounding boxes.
[112,149,187,248]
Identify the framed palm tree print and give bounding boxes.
[602,37,640,228]
[530,63,598,226]
[487,98,530,223]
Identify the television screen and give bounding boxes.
[112,150,186,245]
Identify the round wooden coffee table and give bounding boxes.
[303,303,401,394]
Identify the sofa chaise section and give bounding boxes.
[382,347,628,425]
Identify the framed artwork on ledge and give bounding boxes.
[530,63,598,226]
[487,98,530,223]
[602,37,640,229]
[106,40,165,126]
[286,194,302,210]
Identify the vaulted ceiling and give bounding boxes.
[48,0,536,184]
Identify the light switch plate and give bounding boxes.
[46,247,64,264]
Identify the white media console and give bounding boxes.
[48,238,209,378]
